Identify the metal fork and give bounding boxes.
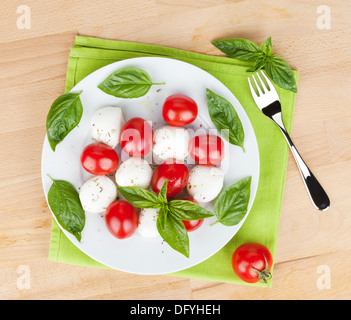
[248,70,330,211]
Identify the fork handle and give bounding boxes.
[276,123,330,211]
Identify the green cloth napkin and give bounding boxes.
[48,35,298,287]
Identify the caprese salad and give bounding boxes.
[46,66,251,258]
[78,93,226,244]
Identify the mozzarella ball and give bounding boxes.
[115,157,152,188]
[90,106,125,148]
[137,208,160,238]
[153,125,189,162]
[187,165,224,203]
[79,176,117,213]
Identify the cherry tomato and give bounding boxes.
[232,243,273,283]
[151,160,189,198]
[80,142,119,175]
[183,219,203,232]
[162,94,198,126]
[189,134,225,165]
[120,117,153,156]
[181,198,204,232]
[105,201,138,239]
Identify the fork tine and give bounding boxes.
[251,74,263,96]
[259,70,272,91]
[247,77,258,97]
[256,72,268,92]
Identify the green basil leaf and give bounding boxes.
[248,55,267,73]
[157,206,189,258]
[168,200,213,221]
[212,37,297,93]
[98,67,164,99]
[47,176,85,242]
[260,37,273,56]
[158,180,168,205]
[212,38,263,62]
[157,204,168,229]
[206,89,245,152]
[46,92,83,151]
[213,176,251,226]
[117,186,161,208]
[264,56,297,93]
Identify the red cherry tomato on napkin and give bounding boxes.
[80,142,119,175]
[105,201,138,239]
[162,94,198,126]
[232,243,273,283]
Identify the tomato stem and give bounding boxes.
[250,253,272,284]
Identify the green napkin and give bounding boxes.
[48,36,298,287]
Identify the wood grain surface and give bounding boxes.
[1,0,350,300]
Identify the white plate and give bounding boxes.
[41,57,260,275]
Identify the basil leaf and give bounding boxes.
[264,56,297,93]
[157,206,189,258]
[98,67,164,99]
[248,55,267,73]
[158,180,168,205]
[157,204,168,229]
[46,92,83,152]
[213,176,252,226]
[168,200,213,221]
[260,37,273,56]
[117,186,161,208]
[212,38,263,62]
[212,36,297,93]
[206,89,245,152]
[47,176,85,242]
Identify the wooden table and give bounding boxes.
[1,0,350,300]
